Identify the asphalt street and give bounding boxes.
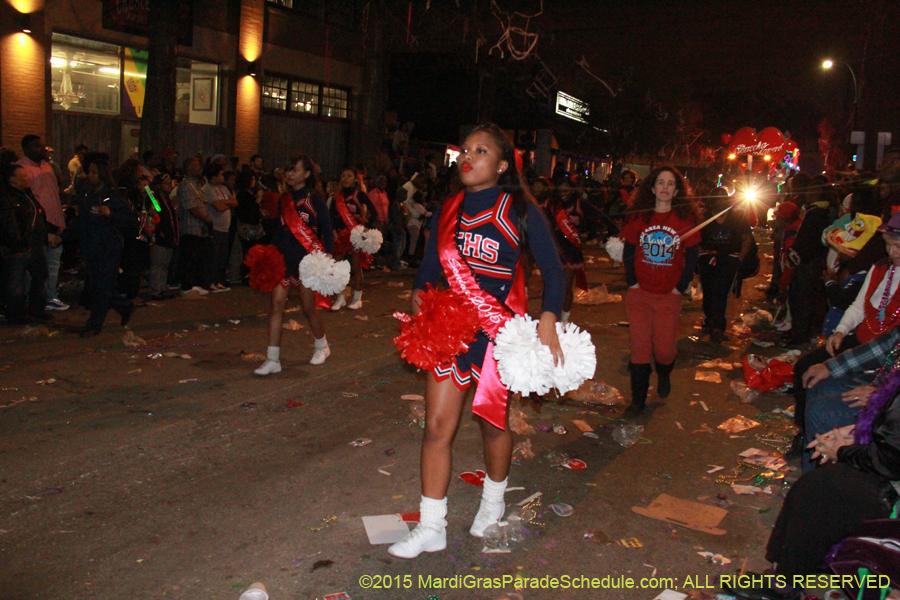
[0,238,798,600]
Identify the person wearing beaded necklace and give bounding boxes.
[723,332,900,599]
[791,214,900,469]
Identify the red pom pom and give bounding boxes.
[243,244,285,293]
[333,229,353,257]
[393,285,480,370]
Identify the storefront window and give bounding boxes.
[262,75,289,111]
[51,33,120,115]
[51,34,220,125]
[321,86,348,119]
[291,81,319,114]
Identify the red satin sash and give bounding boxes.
[281,195,323,254]
[333,191,363,230]
[554,209,581,249]
[437,190,527,430]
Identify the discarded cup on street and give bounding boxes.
[612,423,644,448]
[730,381,760,403]
[239,582,268,600]
[505,513,525,542]
[482,522,509,551]
[549,503,574,517]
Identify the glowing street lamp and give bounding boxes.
[728,154,736,160]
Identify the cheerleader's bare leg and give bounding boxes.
[348,252,364,309]
[300,283,330,364]
[389,373,464,558]
[470,402,511,537]
[255,284,289,375]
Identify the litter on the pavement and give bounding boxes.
[698,359,734,370]
[549,503,574,517]
[349,438,372,446]
[573,284,622,305]
[632,494,728,535]
[361,514,410,544]
[282,319,303,330]
[566,379,625,406]
[717,415,761,433]
[561,459,587,470]
[459,470,486,486]
[512,439,534,460]
[698,551,732,566]
[695,371,722,384]
[739,447,787,471]
[400,393,424,401]
[571,419,594,432]
[652,591,687,600]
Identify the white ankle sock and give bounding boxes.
[560,310,570,323]
[352,290,362,303]
[420,495,448,528]
[267,346,280,361]
[482,475,507,502]
[314,336,328,349]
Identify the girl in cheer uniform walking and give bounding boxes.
[254,154,333,375]
[389,124,566,559]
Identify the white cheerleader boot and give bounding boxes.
[309,337,330,365]
[254,347,282,376]
[331,293,347,311]
[388,496,447,559]
[469,476,507,538]
[348,290,363,310]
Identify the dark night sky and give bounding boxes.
[386,0,899,168]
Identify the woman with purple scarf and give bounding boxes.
[725,336,900,599]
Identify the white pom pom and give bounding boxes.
[299,251,351,296]
[361,228,383,254]
[493,314,554,396]
[350,225,383,255]
[605,236,624,263]
[552,322,597,394]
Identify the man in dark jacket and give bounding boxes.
[1,163,50,324]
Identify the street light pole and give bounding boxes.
[822,59,859,131]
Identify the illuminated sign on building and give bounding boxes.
[555,91,589,123]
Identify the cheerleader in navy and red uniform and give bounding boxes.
[329,167,377,310]
[388,124,566,559]
[547,174,589,323]
[254,154,333,376]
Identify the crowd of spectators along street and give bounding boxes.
[0,132,638,335]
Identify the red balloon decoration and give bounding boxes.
[729,127,758,155]
[243,244,286,293]
[758,127,787,163]
[393,285,480,370]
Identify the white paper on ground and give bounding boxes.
[653,590,688,600]
[362,514,410,545]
